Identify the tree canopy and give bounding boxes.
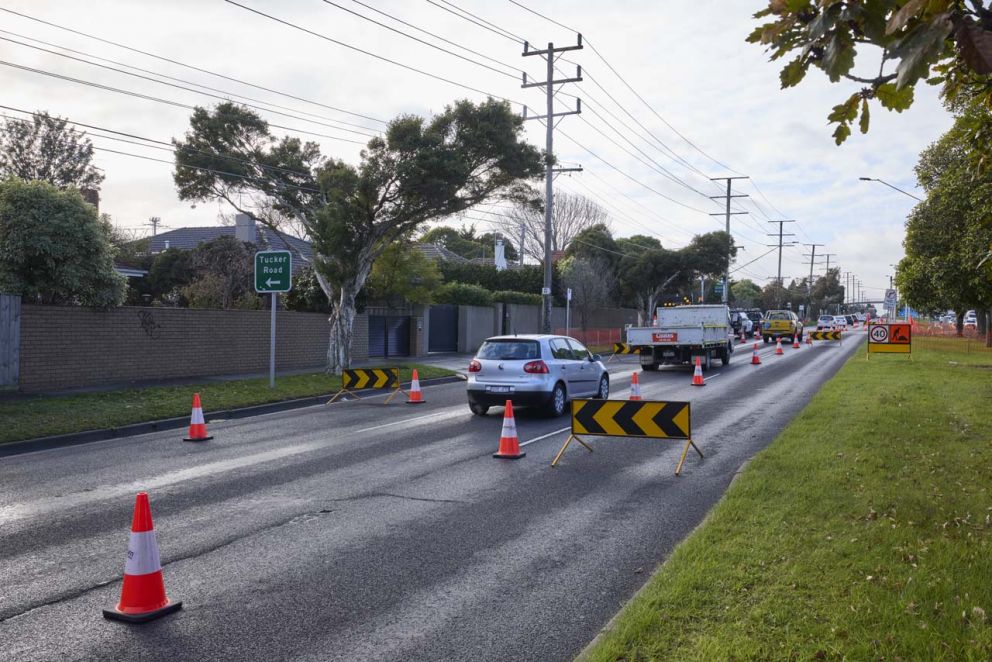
[419,225,518,261]
[0,112,104,190]
[748,1,992,150]
[0,179,124,307]
[173,100,543,372]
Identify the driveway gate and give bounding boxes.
[428,304,458,353]
[368,315,410,358]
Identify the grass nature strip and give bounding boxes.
[584,337,992,661]
[0,365,455,445]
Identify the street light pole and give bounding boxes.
[858,177,923,202]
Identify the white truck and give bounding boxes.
[626,304,735,371]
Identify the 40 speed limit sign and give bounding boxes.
[868,322,911,356]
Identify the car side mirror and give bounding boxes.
[590,354,601,362]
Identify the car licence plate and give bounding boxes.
[486,386,514,394]
[662,351,675,358]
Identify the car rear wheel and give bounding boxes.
[595,375,609,399]
[546,382,567,417]
[469,402,489,416]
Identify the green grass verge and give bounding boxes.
[584,337,992,661]
[0,364,456,445]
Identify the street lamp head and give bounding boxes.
[859,177,874,181]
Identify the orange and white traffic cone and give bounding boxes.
[183,393,212,442]
[775,338,784,355]
[792,335,801,349]
[630,372,642,401]
[806,334,813,346]
[754,328,761,340]
[751,342,761,365]
[406,369,425,404]
[691,356,705,386]
[493,400,525,459]
[103,492,182,623]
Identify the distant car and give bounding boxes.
[730,311,753,336]
[964,315,978,329]
[833,315,849,329]
[845,314,856,326]
[762,310,803,343]
[816,315,835,330]
[466,335,609,417]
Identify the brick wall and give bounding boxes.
[19,305,343,393]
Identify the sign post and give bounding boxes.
[565,288,572,336]
[254,250,293,388]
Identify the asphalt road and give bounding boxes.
[0,333,864,661]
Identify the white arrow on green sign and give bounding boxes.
[254,250,292,293]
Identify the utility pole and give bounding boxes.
[767,220,797,289]
[519,224,526,267]
[709,176,749,305]
[820,253,836,274]
[844,271,852,307]
[523,35,583,333]
[146,216,162,236]
[803,243,824,319]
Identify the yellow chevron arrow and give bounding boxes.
[631,402,665,437]
[592,400,627,436]
[353,371,370,389]
[671,403,690,437]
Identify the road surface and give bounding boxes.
[0,334,862,661]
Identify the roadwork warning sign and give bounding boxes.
[868,322,911,355]
[552,399,701,475]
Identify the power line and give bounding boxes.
[0,6,385,125]
[224,0,525,106]
[0,59,368,144]
[0,29,381,134]
[0,35,379,138]
[320,0,519,79]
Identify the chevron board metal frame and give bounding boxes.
[327,367,402,405]
[552,398,702,475]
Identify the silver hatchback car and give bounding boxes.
[466,334,610,416]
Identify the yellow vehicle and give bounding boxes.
[762,310,803,343]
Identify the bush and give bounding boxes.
[434,282,493,306]
[439,262,550,293]
[492,290,542,305]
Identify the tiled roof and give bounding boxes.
[144,224,313,274]
[416,242,469,263]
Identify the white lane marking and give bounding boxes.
[520,426,570,447]
[702,373,722,382]
[0,409,468,524]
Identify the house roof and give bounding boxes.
[144,224,313,274]
[416,242,469,264]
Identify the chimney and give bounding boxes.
[235,213,257,244]
[164,240,170,250]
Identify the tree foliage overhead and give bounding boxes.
[748,1,992,148]
[0,179,124,307]
[419,224,518,261]
[365,241,442,307]
[0,112,104,190]
[173,100,543,372]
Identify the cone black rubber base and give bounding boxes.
[493,452,525,459]
[406,400,425,405]
[103,600,183,624]
[182,436,213,442]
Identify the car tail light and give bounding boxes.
[523,360,549,374]
[468,360,481,373]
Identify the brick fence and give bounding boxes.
[19,305,341,393]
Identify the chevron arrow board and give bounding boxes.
[342,368,400,390]
[809,331,842,341]
[612,343,641,354]
[571,399,690,439]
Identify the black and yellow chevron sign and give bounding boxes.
[612,343,641,354]
[342,367,399,390]
[571,399,690,439]
[808,331,842,341]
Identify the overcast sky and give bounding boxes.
[1,0,953,301]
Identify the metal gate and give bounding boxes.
[0,294,20,388]
[368,315,410,358]
[428,304,458,353]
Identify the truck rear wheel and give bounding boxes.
[642,363,659,371]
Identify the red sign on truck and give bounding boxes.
[652,332,678,342]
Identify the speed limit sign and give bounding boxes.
[870,325,889,343]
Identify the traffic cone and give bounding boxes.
[775,338,784,355]
[630,372,642,401]
[792,335,801,349]
[493,400,525,459]
[183,393,212,442]
[806,334,813,346]
[751,342,761,365]
[691,356,705,386]
[739,330,746,343]
[754,328,761,340]
[103,492,183,623]
[406,369,425,404]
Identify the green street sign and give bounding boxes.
[255,250,292,293]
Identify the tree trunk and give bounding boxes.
[956,311,965,337]
[327,285,357,375]
[986,309,992,348]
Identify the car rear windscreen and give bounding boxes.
[766,312,790,320]
[477,340,540,360]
